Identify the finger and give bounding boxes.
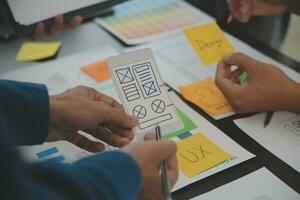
[49,14,64,36]
[149,140,177,163]
[222,52,258,74]
[99,105,139,129]
[94,91,123,110]
[102,123,134,141]
[215,60,240,101]
[32,23,45,39]
[144,132,156,141]
[167,152,179,187]
[230,67,244,84]
[64,16,84,31]
[228,0,241,17]
[92,126,130,147]
[66,132,105,152]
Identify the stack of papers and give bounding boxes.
[7,0,107,25]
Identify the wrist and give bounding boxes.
[280,81,300,113]
[49,95,61,134]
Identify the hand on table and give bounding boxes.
[226,0,287,23]
[48,86,138,152]
[122,133,178,200]
[215,52,299,113]
[33,14,83,39]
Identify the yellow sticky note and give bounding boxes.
[180,77,232,116]
[81,60,111,82]
[183,23,235,66]
[177,132,231,177]
[16,41,61,62]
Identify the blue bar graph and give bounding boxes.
[36,147,59,159]
[48,155,65,162]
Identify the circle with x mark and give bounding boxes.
[151,99,166,113]
[133,105,147,119]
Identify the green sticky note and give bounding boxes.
[239,71,248,85]
[164,108,197,139]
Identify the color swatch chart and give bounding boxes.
[95,0,212,45]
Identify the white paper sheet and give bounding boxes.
[234,111,300,172]
[191,167,300,200]
[0,46,120,99]
[168,92,255,191]
[108,49,182,136]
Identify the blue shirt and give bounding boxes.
[0,80,142,200]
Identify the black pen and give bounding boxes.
[264,111,274,128]
[155,125,173,200]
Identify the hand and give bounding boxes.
[33,14,83,39]
[48,86,139,152]
[215,52,299,113]
[122,133,178,200]
[227,0,287,23]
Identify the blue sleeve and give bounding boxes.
[0,80,49,145]
[21,151,142,200]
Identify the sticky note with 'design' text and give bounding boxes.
[81,60,111,82]
[180,77,233,117]
[177,132,231,177]
[16,41,61,62]
[183,23,235,66]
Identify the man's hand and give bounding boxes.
[215,52,299,113]
[122,133,178,200]
[48,86,138,152]
[33,14,83,39]
[227,0,287,23]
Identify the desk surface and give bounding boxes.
[0,3,299,200]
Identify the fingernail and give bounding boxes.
[222,53,231,61]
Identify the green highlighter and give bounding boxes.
[239,71,248,85]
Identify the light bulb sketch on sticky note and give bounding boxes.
[194,87,228,109]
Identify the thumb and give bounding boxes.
[146,140,177,164]
[222,52,258,75]
[215,60,241,101]
[99,104,139,128]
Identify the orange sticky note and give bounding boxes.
[81,60,111,82]
[177,132,231,177]
[183,23,235,66]
[180,77,232,117]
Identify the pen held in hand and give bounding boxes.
[155,125,173,200]
[264,111,274,128]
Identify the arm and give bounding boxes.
[0,80,49,145]
[21,151,142,200]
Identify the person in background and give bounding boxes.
[0,0,83,41]
[0,81,178,200]
[215,0,300,114]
